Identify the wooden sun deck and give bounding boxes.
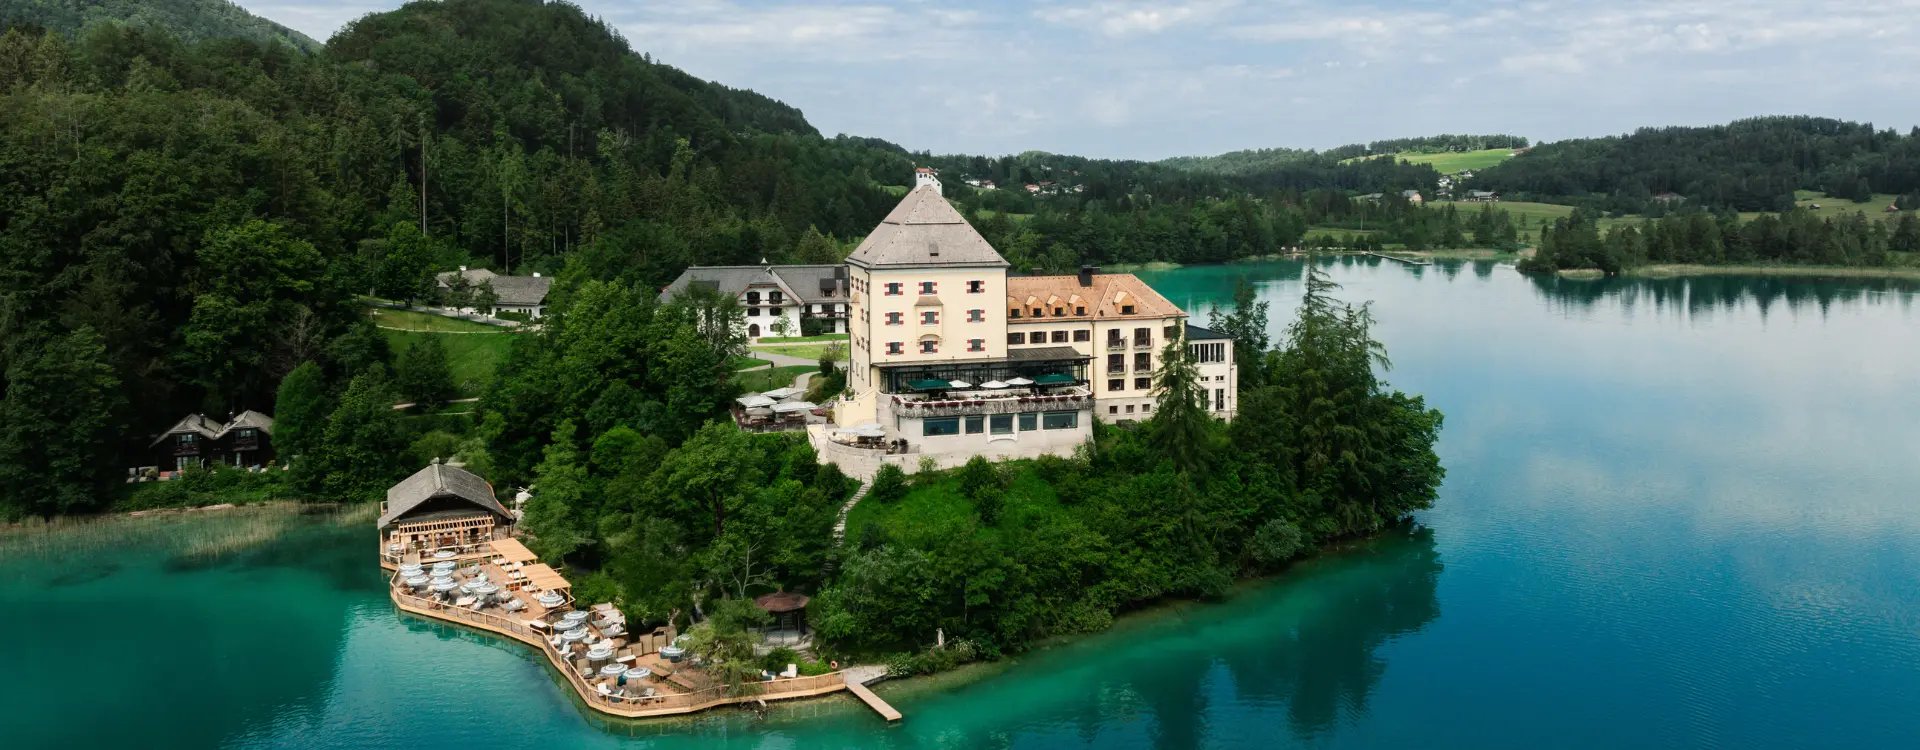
[387,547,859,720]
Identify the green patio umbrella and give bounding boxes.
[907,378,950,390]
[1033,373,1077,385]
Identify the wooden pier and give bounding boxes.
[845,677,901,722]
[1364,251,1435,266]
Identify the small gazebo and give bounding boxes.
[753,591,811,640]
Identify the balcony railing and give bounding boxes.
[1106,340,1126,351]
[891,389,1091,418]
[1133,338,1153,349]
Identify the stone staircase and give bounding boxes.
[832,480,870,544]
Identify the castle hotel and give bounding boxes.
[668,170,1235,475]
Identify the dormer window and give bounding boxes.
[1009,309,1022,319]
[1076,306,1086,315]
[1121,304,1135,314]
[1053,307,1064,316]
[1032,307,1043,317]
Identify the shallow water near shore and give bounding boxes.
[7,257,1920,748]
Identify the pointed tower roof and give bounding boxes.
[846,186,1008,269]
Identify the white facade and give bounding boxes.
[813,179,1234,478]
[1188,332,1238,421]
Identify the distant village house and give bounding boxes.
[435,267,554,319]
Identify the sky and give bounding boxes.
[242,0,1920,161]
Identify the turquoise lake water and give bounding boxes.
[5,257,1919,748]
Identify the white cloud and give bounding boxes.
[234,0,1920,159]
[1033,0,1241,37]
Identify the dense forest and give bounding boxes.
[1520,208,1920,274]
[0,0,1471,522]
[1475,117,1920,213]
[0,0,319,50]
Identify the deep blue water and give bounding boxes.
[5,257,1918,748]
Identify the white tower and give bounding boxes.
[914,166,941,194]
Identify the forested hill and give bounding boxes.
[0,0,919,517]
[0,0,320,51]
[1474,116,1920,212]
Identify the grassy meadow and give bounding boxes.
[1344,148,1517,173]
[371,308,518,395]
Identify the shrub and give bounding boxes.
[1250,518,1306,566]
[868,464,907,504]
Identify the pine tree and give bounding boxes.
[1148,334,1217,475]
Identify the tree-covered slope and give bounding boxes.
[0,0,320,51]
[1474,116,1920,212]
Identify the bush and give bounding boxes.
[883,640,983,677]
[868,464,908,504]
[568,570,621,609]
[116,466,288,511]
[1249,518,1305,567]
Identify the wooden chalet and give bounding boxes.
[379,460,515,564]
[147,410,275,471]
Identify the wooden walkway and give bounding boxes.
[845,677,901,722]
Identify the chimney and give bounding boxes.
[1078,265,1099,287]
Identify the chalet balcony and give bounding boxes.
[890,387,1092,419]
[171,444,202,457]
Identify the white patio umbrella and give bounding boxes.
[947,379,973,388]
[431,580,459,594]
[762,386,804,400]
[536,592,565,608]
[980,380,1009,389]
[404,575,429,589]
[599,663,626,677]
[561,627,590,642]
[849,423,886,438]
[1005,377,1034,386]
[736,394,776,408]
[771,401,817,414]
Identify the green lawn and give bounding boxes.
[1739,191,1912,223]
[750,342,848,362]
[731,355,775,370]
[757,334,850,344]
[1344,148,1517,173]
[381,328,516,396]
[845,466,1065,547]
[733,365,815,393]
[368,307,504,332]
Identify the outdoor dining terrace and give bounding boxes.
[384,530,863,719]
[733,385,827,433]
[890,383,1093,418]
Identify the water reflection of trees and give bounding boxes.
[951,525,1440,750]
[1523,272,1919,318]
